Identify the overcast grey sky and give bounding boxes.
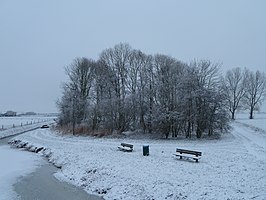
[0,0,266,113]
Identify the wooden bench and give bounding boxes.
[173,148,202,162]
[118,143,133,152]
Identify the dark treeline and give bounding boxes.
[57,43,266,138]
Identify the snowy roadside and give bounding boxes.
[0,121,54,139]
[9,123,266,200]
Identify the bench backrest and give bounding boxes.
[121,143,133,149]
[176,148,202,156]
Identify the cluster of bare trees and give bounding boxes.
[57,43,266,138]
[222,67,266,120]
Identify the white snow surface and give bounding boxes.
[0,145,43,200]
[0,116,55,139]
[9,115,266,200]
[0,123,42,139]
[236,113,266,134]
[0,116,55,129]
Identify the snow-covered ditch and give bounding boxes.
[8,120,266,200]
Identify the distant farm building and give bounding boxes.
[4,111,17,117]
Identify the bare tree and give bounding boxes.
[193,60,221,138]
[65,57,95,124]
[57,44,231,139]
[57,57,95,135]
[153,54,185,138]
[99,43,132,132]
[222,67,247,120]
[57,84,73,126]
[136,53,153,133]
[176,60,226,138]
[243,69,266,119]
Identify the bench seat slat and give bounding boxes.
[118,143,133,152]
[121,143,133,149]
[174,148,202,162]
[118,146,133,152]
[176,148,202,156]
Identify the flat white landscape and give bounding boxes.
[0,115,55,139]
[0,116,55,130]
[236,112,266,134]
[2,113,266,200]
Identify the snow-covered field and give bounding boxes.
[236,112,266,134]
[0,115,56,139]
[0,116,55,130]
[5,113,266,200]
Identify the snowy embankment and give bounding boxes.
[9,119,266,200]
[0,124,42,139]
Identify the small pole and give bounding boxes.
[13,124,15,128]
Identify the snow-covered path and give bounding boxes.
[9,121,266,200]
[233,122,266,161]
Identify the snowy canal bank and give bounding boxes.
[0,137,43,200]
[13,163,102,200]
[0,136,102,200]
[9,120,266,200]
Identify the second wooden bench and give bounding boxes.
[118,143,134,152]
[173,148,202,162]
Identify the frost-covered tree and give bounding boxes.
[88,61,112,131]
[65,57,95,123]
[57,57,95,134]
[127,50,152,132]
[152,54,185,138]
[57,84,73,126]
[57,43,231,138]
[99,43,132,132]
[192,60,221,138]
[176,60,227,138]
[222,67,247,120]
[243,70,266,119]
[57,83,79,134]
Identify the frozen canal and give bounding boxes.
[0,136,102,200]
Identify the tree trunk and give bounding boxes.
[249,107,254,119]
[231,111,235,120]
